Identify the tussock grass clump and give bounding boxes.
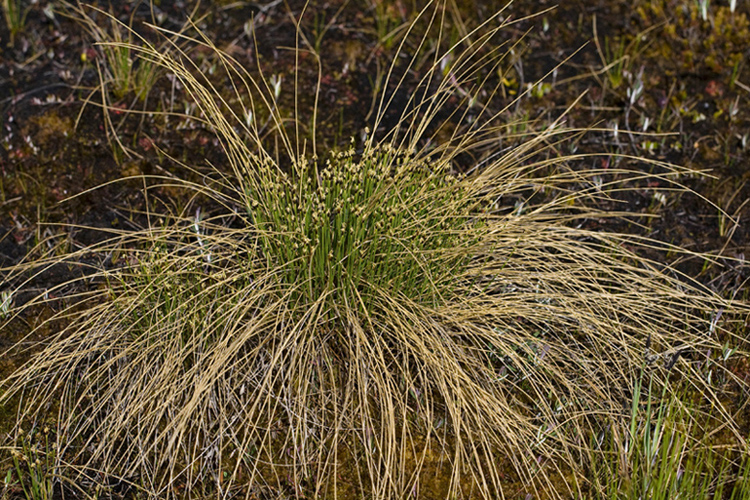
[1,2,747,499]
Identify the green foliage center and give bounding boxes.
[247,144,475,309]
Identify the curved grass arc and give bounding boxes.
[0,2,748,499]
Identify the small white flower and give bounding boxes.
[270,74,282,100]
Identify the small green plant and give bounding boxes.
[71,4,163,103]
[727,451,750,499]
[592,16,655,92]
[368,0,410,51]
[587,367,750,499]
[97,20,160,102]
[1,0,27,46]
[102,39,159,102]
[593,17,633,90]
[4,427,56,500]
[307,2,348,54]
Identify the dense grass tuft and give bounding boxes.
[1,2,748,499]
[246,144,475,310]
